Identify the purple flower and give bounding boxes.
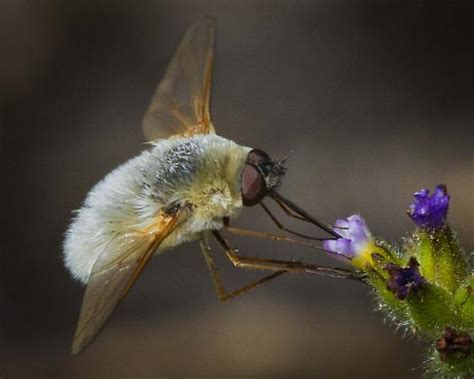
[407,185,450,229]
[323,215,373,261]
[384,257,426,300]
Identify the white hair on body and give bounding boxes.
[64,134,250,283]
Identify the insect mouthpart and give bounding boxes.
[241,149,340,239]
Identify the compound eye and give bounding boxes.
[241,164,267,206]
[247,149,270,165]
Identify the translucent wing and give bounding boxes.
[143,17,216,141]
[71,211,185,354]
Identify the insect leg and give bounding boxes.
[224,225,326,251]
[259,202,332,241]
[213,230,362,281]
[269,191,342,239]
[269,198,307,222]
[199,235,285,302]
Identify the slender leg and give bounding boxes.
[224,225,326,251]
[199,235,286,302]
[213,230,362,281]
[270,198,307,222]
[260,202,333,241]
[272,198,348,231]
[269,191,342,238]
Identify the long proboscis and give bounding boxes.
[269,191,342,239]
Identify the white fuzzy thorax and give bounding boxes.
[63,134,251,283]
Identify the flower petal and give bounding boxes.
[323,214,372,262]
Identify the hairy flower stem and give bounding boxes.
[323,185,473,377]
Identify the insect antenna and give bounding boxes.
[277,150,294,165]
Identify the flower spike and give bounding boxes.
[317,184,472,377]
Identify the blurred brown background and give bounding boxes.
[1,1,473,378]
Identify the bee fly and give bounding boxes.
[64,17,357,355]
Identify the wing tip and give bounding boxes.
[71,327,91,355]
[71,340,84,356]
[199,14,217,27]
[190,15,216,40]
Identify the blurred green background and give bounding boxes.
[1,1,473,378]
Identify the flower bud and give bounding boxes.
[407,185,449,229]
[384,257,426,300]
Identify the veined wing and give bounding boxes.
[143,17,216,141]
[71,210,186,354]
